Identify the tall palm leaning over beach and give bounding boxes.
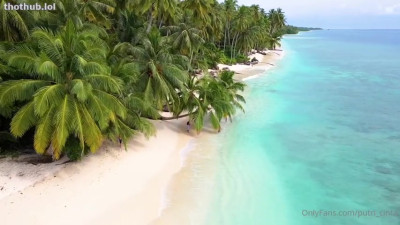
[0,21,136,160]
[175,73,245,133]
[219,71,246,113]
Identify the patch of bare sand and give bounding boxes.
[0,119,193,225]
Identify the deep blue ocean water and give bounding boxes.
[203,30,400,225]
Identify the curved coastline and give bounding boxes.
[151,49,286,225]
[0,50,285,225]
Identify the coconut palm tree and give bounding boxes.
[269,34,282,50]
[174,72,243,133]
[0,21,135,159]
[163,23,204,70]
[218,71,245,112]
[112,29,189,110]
[195,75,235,132]
[108,56,161,121]
[36,0,115,30]
[222,0,237,50]
[180,0,213,26]
[268,8,286,35]
[229,5,251,59]
[134,0,178,33]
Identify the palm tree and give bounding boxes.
[218,71,246,113]
[113,9,145,43]
[36,0,115,29]
[175,72,244,133]
[268,8,286,35]
[253,15,271,51]
[112,29,189,110]
[222,0,237,50]
[180,0,213,26]
[200,0,223,42]
[0,21,134,159]
[269,34,282,50]
[192,75,234,132]
[230,6,251,59]
[134,0,178,33]
[163,23,204,70]
[108,56,161,121]
[275,8,287,28]
[0,0,30,42]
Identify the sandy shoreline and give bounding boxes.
[219,49,285,80]
[0,49,284,225]
[0,119,193,225]
[150,49,285,224]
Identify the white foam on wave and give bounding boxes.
[179,140,196,167]
[242,74,260,81]
[157,140,196,216]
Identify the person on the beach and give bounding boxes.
[186,121,190,132]
[118,136,122,149]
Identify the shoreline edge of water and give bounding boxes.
[0,49,285,225]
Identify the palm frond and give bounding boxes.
[33,84,65,116]
[10,101,38,137]
[92,89,127,119]
[0,80,49,116]
[70,79,92,102]
[34,106,55,154]
[84,74,123,95]
[79,104,103,153]
[51,95,74,159]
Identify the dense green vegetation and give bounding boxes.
[0,0,287,160]
[284,25,322,34]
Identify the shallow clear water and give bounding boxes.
[203,30,400,225]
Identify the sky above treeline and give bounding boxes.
[233,0,400,29]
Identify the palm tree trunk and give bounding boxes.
[233,33,240,59]
[158,13,163,29]
[189,50,194,71]
[160,113,190,120]
[227,22,231,48]
[231,33,239,61]
[223,26,227,51]
[146,4,155,34]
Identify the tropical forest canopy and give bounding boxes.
[0,0,287,160]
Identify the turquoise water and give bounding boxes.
[204,30,400,225]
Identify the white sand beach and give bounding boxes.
[0,49,284,225]
[218,50,285,80]
[0,119,193,225]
